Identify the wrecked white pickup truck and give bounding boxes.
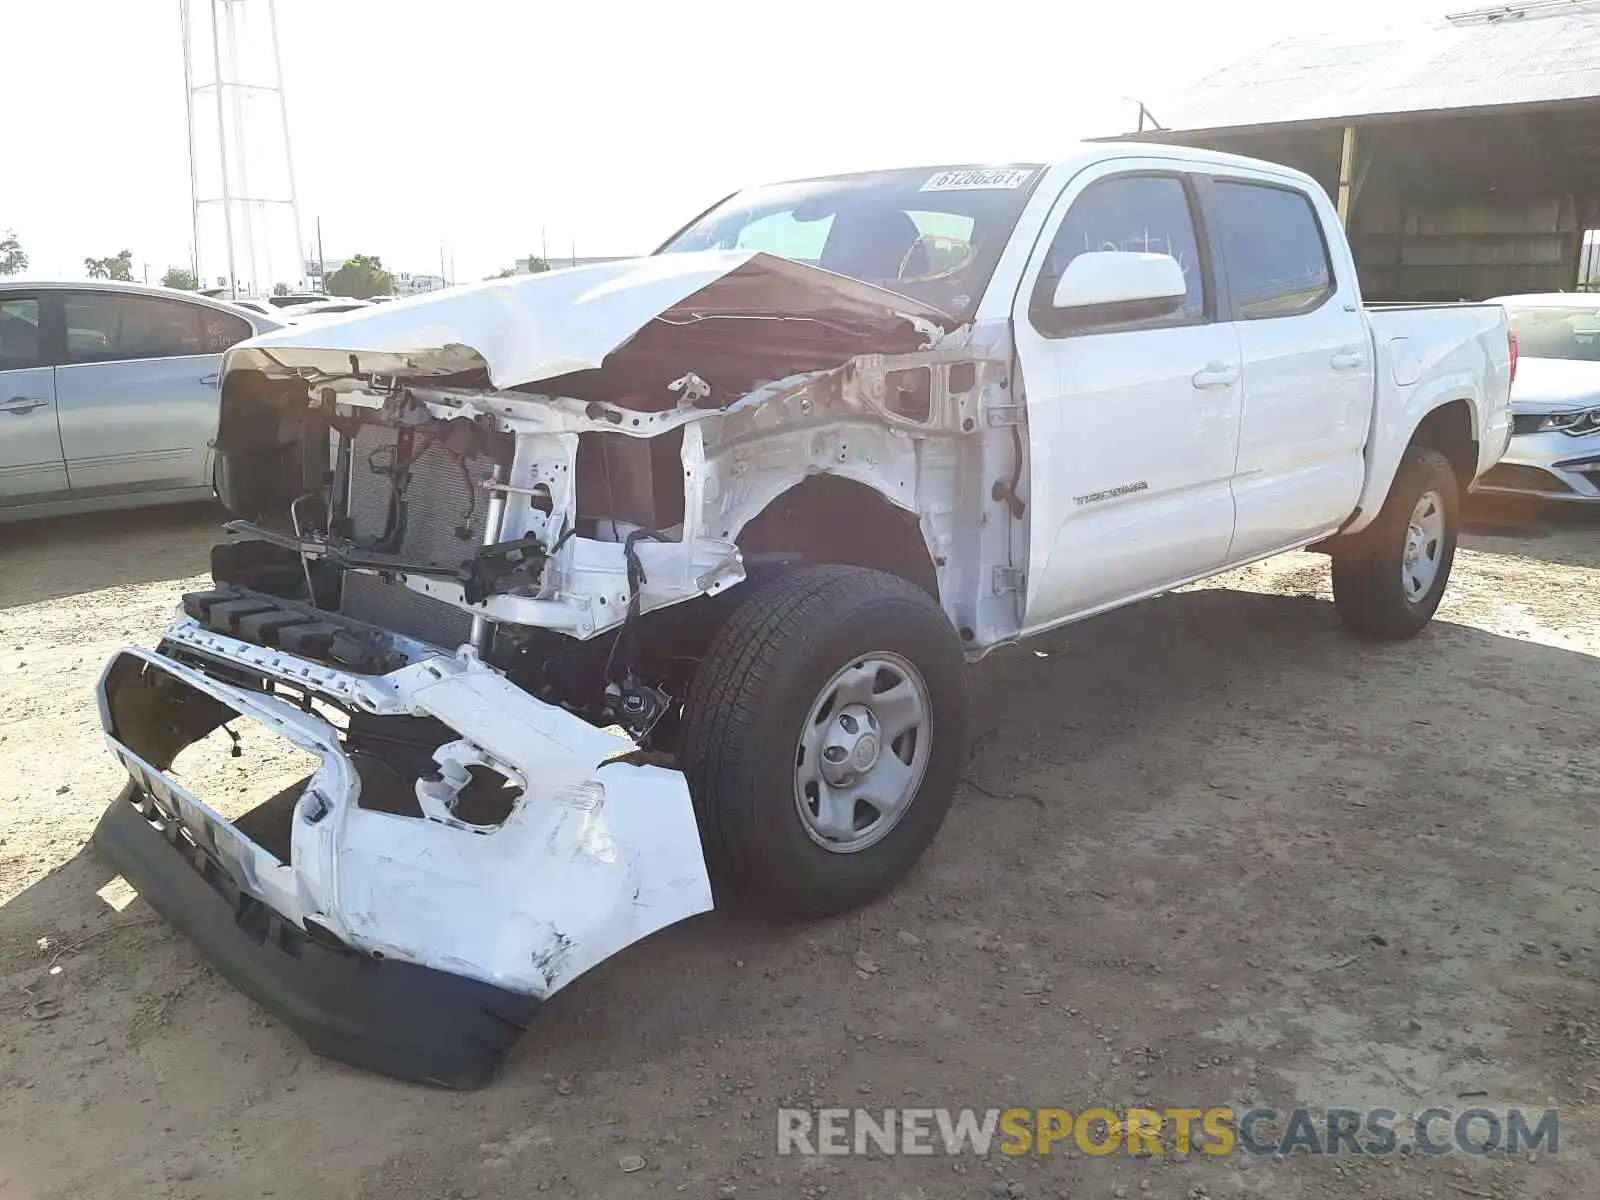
[92,145,1513,1087]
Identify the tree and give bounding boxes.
[0,230,26,276]
[272,282,290,296]
[486,266,518,280]
[161,266,198,290]
[85,250,134,281]
[324,254,395,299]
[525,255,551,274]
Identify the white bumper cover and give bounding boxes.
[96,621,713,999]
[1481,428,1600,502]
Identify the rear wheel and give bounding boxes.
[1332,446,1459,640]
[680,565,968,916]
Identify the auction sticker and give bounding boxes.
[920,168,1035,192]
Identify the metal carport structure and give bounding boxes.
[1120,0,1600,300]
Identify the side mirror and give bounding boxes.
[1051,251,1188,327]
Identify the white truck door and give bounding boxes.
[1201,174,1373,560]
[1012,166,1242,632]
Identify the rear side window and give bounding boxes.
[0,297,42,370]
[1210,181,1334,319]
[64,293,207,363]
[199,307,253,352]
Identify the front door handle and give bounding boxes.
[1331,348,1367,371]
[200,372,219,387]
[0,395,48,415]
[1191,362,1240,390]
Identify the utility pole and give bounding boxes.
[221,0,260,290]
[206,1,238,298]
[316,215,325,293]
[266,0,305,288]
[179,0,201,289]
[182,0,303,295]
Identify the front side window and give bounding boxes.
[64,293,207,363]
[1210,181,1334,319]
[1033,174,1208,334]
[0,297,42,370]
[659,164,1044,317]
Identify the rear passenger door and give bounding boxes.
[0,291,68,507]
[53,292,249,497]
[1202,175,1373,560]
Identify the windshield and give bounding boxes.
[1506,304,1600,361]
[657,164,1045,317]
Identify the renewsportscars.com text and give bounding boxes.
[776,1106,1559,1158]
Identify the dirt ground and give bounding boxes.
[2,499,1600,1200]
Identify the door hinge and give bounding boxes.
[992,565,1025,595]
[985,404,1028,428]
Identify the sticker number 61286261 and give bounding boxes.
[919,168,1035,193]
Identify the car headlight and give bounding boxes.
[1530,408,1600,435]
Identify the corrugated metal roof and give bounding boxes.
[1149,1,1600,134]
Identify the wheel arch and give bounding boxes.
[1344,393,1480,537]
[729,472,942,601]
[1409,397,1478,487]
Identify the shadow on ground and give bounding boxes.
[0,503,222,611]
[1462,492,1600,570]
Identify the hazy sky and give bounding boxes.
[5,0,1458,286]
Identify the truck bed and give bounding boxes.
[1352,301,1513,527]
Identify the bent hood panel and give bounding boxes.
[223,250,954,391]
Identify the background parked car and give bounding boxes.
[0,280,280,522]
[1475,292,1600,503]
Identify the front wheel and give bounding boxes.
[680,566,968,917]
[1332,446,1459,640]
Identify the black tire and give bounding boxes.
[680,565,968,917]
[1332,446,1459,640]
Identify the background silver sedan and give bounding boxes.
[0,280,279,523]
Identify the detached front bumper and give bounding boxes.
[94,787,540,1087]
[1474,429,1600,502]
[91,618,712,1088]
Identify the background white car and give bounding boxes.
[1476,293,1600,502]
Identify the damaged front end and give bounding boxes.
[92,249,983,1085]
